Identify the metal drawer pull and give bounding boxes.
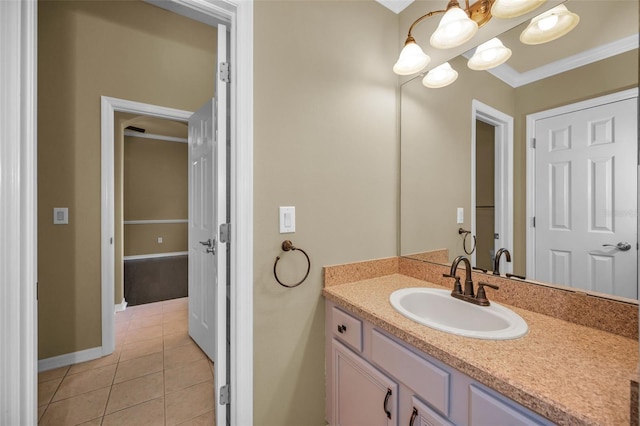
[409,407,418,426]
[337,324,347,334]
[383,388,392,419]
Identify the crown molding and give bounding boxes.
[482,34,639,88]
[376,0,414,14]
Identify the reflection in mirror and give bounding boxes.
[400,0,639,300]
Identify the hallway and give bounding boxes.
[38,298,215,425]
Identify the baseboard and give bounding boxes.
[123,251,188,261]
[38,346,103,373]
[115,298,128,313]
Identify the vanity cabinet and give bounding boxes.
[326,301,554,426]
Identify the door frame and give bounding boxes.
[0,1,254,425]
[471,100,514,272]
[525,87,638,279]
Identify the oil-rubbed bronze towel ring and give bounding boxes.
[274,240,311,288]
[458,227,477,255]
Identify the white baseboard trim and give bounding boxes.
[123,251,188,261]
[38,346,103,373]
[115,299,128,313]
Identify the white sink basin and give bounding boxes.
[389,287,528,340]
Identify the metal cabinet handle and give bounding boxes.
[337,324,347,334]
[383,388,392,419]
[603,242,631,251]
[409,407,418,426]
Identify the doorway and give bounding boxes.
[471,100,514,274]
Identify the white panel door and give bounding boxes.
[188,24,229,425]
[535,97,637,298]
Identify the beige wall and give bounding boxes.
[124,136,188,256]
[254,2,398,424]
[38,0,216,359]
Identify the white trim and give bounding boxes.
[38,347,103,373]
[0,1,38,424]
[124,130,188,143]
[525,87,639,278]
[124,219,188,224]
[102,97,192,360]
[115,299,128,313]
[471,100,514,273]
[375,0,414,14]
[485,34,639,88]
[124,251,188,260]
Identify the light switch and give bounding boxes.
[279,206,295,233]
[457,207,464,224]
[53,208,68,225]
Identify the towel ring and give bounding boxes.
[458,227,477,255]
[274,240,311,288]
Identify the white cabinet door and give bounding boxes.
[409,396,454,426]
[332,339,398,426]
[469,385,551,426]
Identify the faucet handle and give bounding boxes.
[476,282,499,306]
[443,274,463,295]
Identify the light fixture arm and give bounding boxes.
[405,0,494,41]
[405,9,447,41]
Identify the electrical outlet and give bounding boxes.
[457,208,464,224]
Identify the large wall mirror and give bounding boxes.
[400,0,639,301]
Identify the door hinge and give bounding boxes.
[532,138,536,149]
[219,384,230,405]
[219,62,230,83]
[532,217,536,227]
[220,223,231,243]
[494,233,500,240]
[110,237,113,244]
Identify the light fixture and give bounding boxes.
[491,0,545,19]
[467,37,512,70]
[520,5,579,45]
[393,36,431,75]
[430,2,479,49]
[393,0,494,76]
[422,62,459,88]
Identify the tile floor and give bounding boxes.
[38,297,216,426]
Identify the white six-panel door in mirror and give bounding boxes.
[534,96,637,298]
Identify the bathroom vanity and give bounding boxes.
[323,258,638,426]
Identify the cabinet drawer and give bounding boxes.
[371,329,450,416]
[469,385,552,426]
[331,307,363,352]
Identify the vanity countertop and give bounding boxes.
[323,273,638,426]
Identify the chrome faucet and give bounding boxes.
[443,255,499,306]
[493,248,512,276]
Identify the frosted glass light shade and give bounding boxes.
[491,0,544,19]
[422,62,458,88]
[430,7,478,49]
[393,40,431,75]
[520,5,579,45]
[467,38,512,70]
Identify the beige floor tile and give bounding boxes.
[124,324,164,345]
[163,297,188,313]
[129,313,163,330]
[164,332,194,350]
[163,309,188,324]
[114,351,163,384]
[165,381,214,426]
[115,309,133,322]
[38,365,70,383]
[39,387,109,426]
[129,303,163,319]
[163,319,188,336]
[102,397,165,426]
[105,371,164,414]
[164,342,206,370]
[38,404,47,421]
[120,336,163,362]
[67,350,120,375]
[76,418,102,426]
[52,364,117,402]
[177,409,215,426]
[165,359,213,394]
[39,377,62,406]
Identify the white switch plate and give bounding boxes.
[157,237,163,244]
[53,207,68,225]
[457,207,464,224]
[279,206,295,233]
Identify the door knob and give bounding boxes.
[603,242,632,251]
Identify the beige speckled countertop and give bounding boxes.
[323,274,638,426]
